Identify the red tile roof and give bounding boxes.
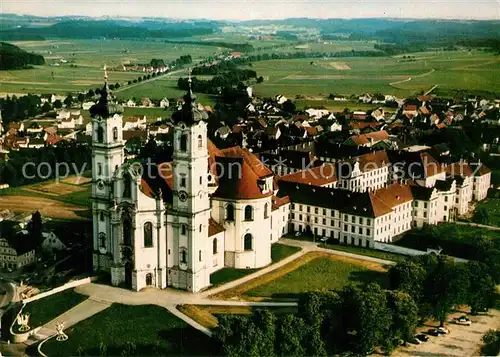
[272,195,290,211]
[209,218,225,237]
[279,164,337,187]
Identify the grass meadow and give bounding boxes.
[40,304,218,356]
[245,255,389,299]
[249,50,500,99]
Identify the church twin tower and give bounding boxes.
[90,73,213,292]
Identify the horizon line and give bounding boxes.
[3,12,499,22]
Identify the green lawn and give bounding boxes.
[22,289,88,329]
[475,198,500,227]
[319,243,407,263]
[271,243,301,262]
[40,304,218,356]
[209,267,259,287]
[210,243,301,287]
[245,257,389,299]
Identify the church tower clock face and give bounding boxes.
[97,179,105,190]
[178,190,188,202]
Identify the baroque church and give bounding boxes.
[90,74,290,292]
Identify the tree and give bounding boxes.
[41,101,52,113]
[252,310,276,357]
[473,206,490,224]
[257,76,264,83]
[87,89,95,98]
[481,329,500,356]
[282,99,296,114]
[115,82,120,89]
[389,259,426,304]
[77,93,85,104]
[387,290,419,345]
[466,261,497,314]
[28,211,43,244]
[53,99,62,109]
[128,80,132,85]
[215,315,261,357]
[275,315,306,357]
[424,255,462,327]
[341,284,392,354]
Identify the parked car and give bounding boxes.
[295,232,301,237]
[409,337,422,345]
[320,237,329,243]
[416,334,430,342]
[427,328,445,336]
[454,316,471,326]
[438,327,450,334]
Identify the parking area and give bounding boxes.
[394,309,500,357]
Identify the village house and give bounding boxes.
[123,116,147,130]
[0,221,37,270]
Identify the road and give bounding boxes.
[113,65,195,94]
[0,279,17,308]
[456,220,500,231]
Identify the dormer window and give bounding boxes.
[113,127,118,141]
[198,134,203,148]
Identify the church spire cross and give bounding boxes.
[104,65,108,83]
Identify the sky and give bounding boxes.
[2,0,499,20]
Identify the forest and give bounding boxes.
[0,42,45,70]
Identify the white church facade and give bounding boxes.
[90,77,289,292]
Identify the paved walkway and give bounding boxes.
[34,239,397,340]
[30,298,111,343]
[456,220,500,231]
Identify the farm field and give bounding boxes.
[2,39,223,94]
[40,304,218,356]
[0,175,91,220]
[248,51,500,99]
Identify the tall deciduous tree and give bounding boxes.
[467,261,497,314]
[387,290,419,344]
[275,314,306,357]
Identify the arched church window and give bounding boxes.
[264,203,269,219]
[99,212,105,221]
[123,173,132,198]
[213,238,218,254]
[97,163,102,176]
[226,204,235,221]
[199,224,202,233]
[144,222,153,248]
[180,134,188,152]
[181,224,187,235]
[245,205,253,221]
[113,127,118,141]
[244,233,252,251]
[97,126,104,143]
[198,135,203,148]
[99,232,106,248]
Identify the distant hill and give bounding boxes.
[0,42,45,70]
[0,19,217,41]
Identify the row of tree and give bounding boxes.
[0,141,91,186]
[215,283,419,356]
[177,69,257,95]
[215,253,498,356]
